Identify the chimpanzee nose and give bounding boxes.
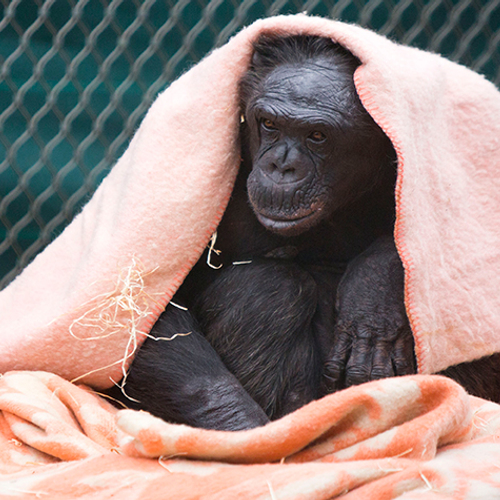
[264,143,309,183]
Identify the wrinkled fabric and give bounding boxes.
[1,371,500,499]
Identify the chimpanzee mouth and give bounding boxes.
[256,210,320,236]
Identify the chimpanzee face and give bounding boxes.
[243,56,392,237]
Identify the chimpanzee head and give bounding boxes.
[240,35,395,237]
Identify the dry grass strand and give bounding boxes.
[207,232,223,269]
[69,257,162,393]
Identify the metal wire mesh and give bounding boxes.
[1,0,499,287]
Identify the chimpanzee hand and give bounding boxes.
[323,235,416,392]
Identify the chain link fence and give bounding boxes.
[1,0,499,287]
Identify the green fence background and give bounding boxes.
[1,0,499,287]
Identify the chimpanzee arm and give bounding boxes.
[323,235,416,392]
[194,260,322,420]
[118,304,269,431]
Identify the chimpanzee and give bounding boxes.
[107,35,500,430]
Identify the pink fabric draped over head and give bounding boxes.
[0,15,499,387]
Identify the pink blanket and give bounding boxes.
[1,15,499,384]
[0,14,500,498]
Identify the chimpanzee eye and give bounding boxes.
[309,131,326,142]
[261,119,277,131]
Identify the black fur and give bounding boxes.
[114,306,269,430]
[196,261,322,420]
[107,35,500,430]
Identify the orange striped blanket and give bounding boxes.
[1,371,500,499]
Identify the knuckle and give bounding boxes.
[324,360,344,379]
[354,325,374,340]
[394,357,417,375]
[345,367,370,387]
[371,365,392,379]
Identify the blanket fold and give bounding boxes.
[117,374,471,464]
[0,371,118,469]
[1,371,500,499]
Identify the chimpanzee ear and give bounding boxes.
[251,50,265,68]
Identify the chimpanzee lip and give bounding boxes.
[260,212,311,222]
[256,210,318,235]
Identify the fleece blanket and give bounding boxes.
[2,371,500,499]
[1,16,500,386]
[1,13,500,499]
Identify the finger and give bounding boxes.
[392,326,417,375]
[371,339,395,380]
[323,328,352,392]
[345,335,372,387]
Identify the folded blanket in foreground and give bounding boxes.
[2,371,500,499]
